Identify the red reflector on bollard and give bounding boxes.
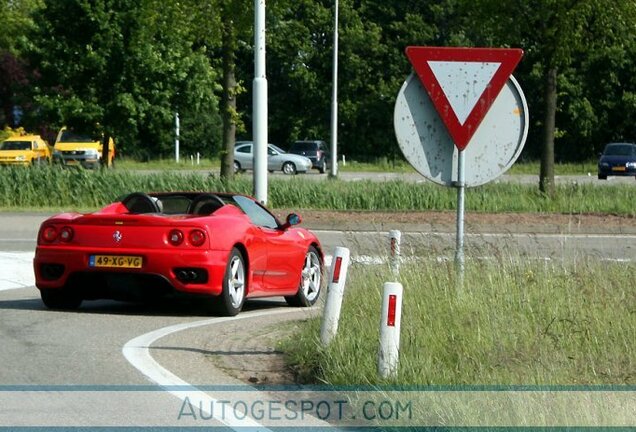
[387,294,397,326]
[332,257,343,283]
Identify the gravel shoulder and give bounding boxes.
[278,209,636,235]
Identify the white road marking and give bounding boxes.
[0,252,35,291]
[314,229,636,239]
[1,243,632,293]
[122,309,304,430]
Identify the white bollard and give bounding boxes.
[196,152,200,165]
[389,230,401,276]
[378,282,403,378]
[320,247,350,346]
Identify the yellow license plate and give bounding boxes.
[612,166,626,172]
[89,255,142,268]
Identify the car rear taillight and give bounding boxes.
[42,226,57,243]
[168,229,184,246]
[189,229,206,247]
[59,226,74,242]
[317,150,323,159]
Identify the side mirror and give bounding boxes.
[280,213,302,230]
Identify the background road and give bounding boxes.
[0,183,633,427]
[145,168,636,186]
[2,211,633,259]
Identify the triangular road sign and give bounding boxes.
[406,46,523,151]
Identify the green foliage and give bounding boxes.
[26,0,221,157]
[460,0,636,163]
[0,167,633,217]
[283,258,635,385]
[0,0,43,55]
[4,0,636,165]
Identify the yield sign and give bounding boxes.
[406,46,523,151]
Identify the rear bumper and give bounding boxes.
[34,246,230,298]
[598,166,636,177]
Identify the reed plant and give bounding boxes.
[0,166,634,215]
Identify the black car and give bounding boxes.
[597,142,636,180]
[288,140,329,173]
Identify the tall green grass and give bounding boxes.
[0,166,634,215]
[282,257,635,385]
[115,155,598,176]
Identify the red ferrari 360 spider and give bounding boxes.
[34,191,324,316]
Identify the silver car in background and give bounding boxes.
[234,142,312,175]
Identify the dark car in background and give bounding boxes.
[288,140,329,173]
[597,142,636,180]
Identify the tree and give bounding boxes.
[217,0,251,180]
[27,0,221,157]
[263,0,465,160]
[0,0,42,127]
[462,0,636,195]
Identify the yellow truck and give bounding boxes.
[53,127,115,169]
[0,134,52,166]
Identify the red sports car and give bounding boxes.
[34,192,324,316]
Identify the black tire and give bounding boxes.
[285,246,323,307]
[319,158,327,174]
[40,288,82,310]
[598,174,607,180]
[233,161,241,173]
[282,162,297,175]
[213,248,246,316]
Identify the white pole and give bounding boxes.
[175,112,180,163]
[320,247,350,346]
[329,0,339,178]
[389,230,401,276]
[253,0,268,204]
[196,152,200,165]
[378,282,403,378]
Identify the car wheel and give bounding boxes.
[598,174,607,180]
[282,161,297,175]
[319,158,327,174]
[40,288,82,310]
[233,161,241,173]
[215,248,246,316]
[285,246,323,307]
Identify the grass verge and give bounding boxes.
[282,256,635,385]
[116,155,600,175]
[0,166,634,216]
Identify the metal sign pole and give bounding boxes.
[455,150,465,281]
[329,0,339,178]
[253,0,268,204]
[175,112,180,164]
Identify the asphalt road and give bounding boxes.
[1,211,635,259]
[0,196,634,427]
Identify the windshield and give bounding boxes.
[270,144,285,154]
[604,144,634,156]
[0,141,30,150]
[290,142,317,151]
[59,130,95,143]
